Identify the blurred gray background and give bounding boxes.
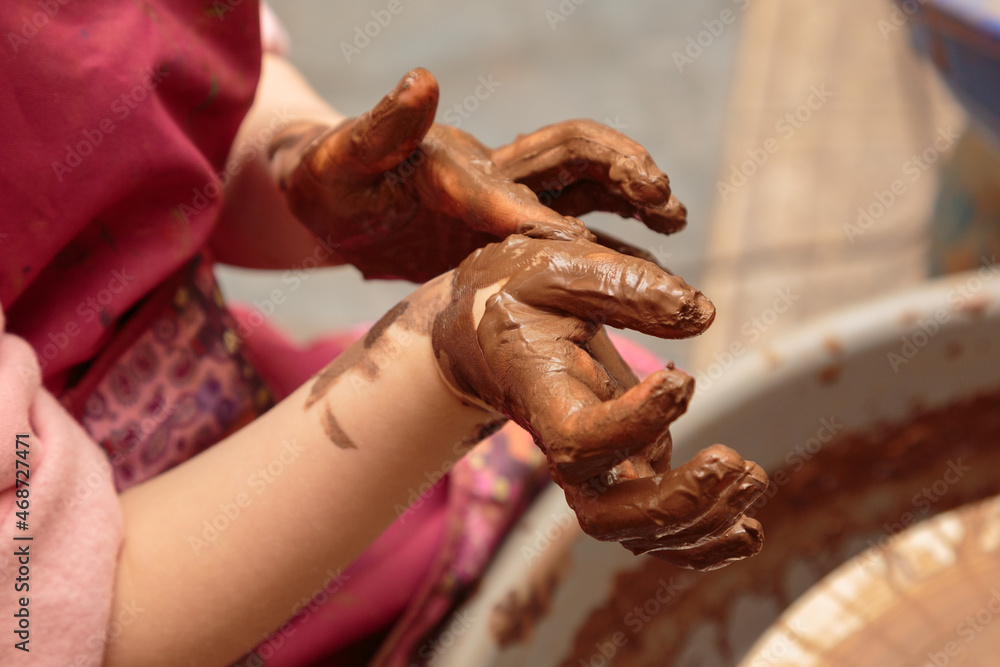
[216,0,741,365]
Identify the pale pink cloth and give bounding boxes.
[260,1,291,56]
[0,306,124,666]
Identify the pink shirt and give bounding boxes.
[1,2,260,663]
[0,0,260,391]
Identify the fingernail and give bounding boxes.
[626,170,669,206]
[695,292,715,319]
[666,195,686,218]
[746,461,768,486]
[741,518,764,543]
[674,291,715,331]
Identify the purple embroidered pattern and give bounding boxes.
[78,257,273,491]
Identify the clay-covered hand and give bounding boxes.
[432,229,768,571]
[268,68,687,282]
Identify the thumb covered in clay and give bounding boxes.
[269,68,439,190]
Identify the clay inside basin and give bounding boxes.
[744,494,1000,666]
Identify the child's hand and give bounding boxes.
[269,68,686,282]
[430,228,768,570]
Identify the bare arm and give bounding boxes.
[104,275,495,666]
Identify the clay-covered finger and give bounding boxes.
[624,517,764,571]
[534,179,688,239]
[483,320,659,472]
[316,68,439,178]
[639,465,767,548]
[564,445,766,541]
[585,330,680,478]
[585,327,639,390]
[647,446,767,544]
[540,368,695,485]
[495,237,715,340]
[491,119,687,234]
[416,126,592,240]
[479,303,682,482]
[476,288,694,482]
[499,311,627,404]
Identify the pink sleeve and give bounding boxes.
[0,305,123,665]
[261,1,291,56]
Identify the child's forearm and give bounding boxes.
[104,292,495,666]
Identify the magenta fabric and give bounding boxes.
[0,0,261,393]
[68,256,274,492]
